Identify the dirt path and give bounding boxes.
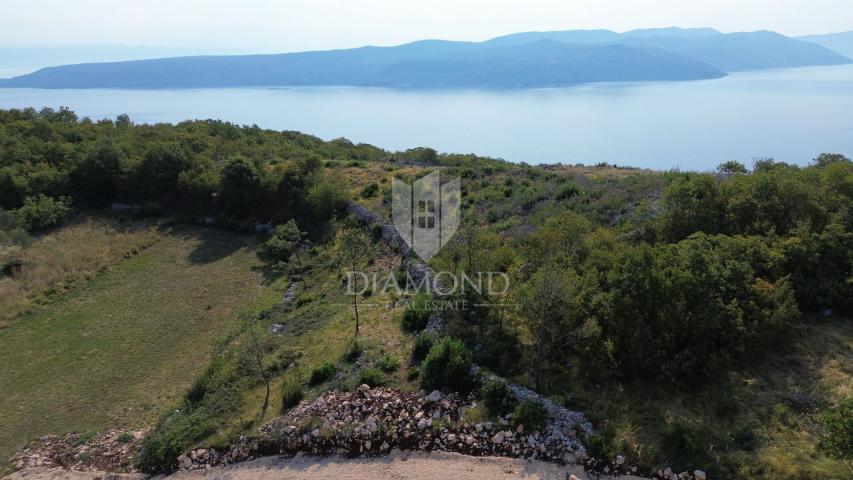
[4,452,648,480]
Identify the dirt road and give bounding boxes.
[5,451,648,480]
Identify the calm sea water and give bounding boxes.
[2,65,852,170]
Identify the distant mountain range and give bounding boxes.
[0,27,850,89]
[798,31,853,58]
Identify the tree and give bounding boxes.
[219,155,265,217]
[136,143,192,200]
[247,316,271,417]
[306,177,348,221]
[265,220,308,285]
[13,194,70,232]
[818,398,853,474]
[265,220,304,263]
[337,228,375,336]
[660,173,723,241]
[717,160,747,177]
[71,139,125,206]
[515,264,589,391]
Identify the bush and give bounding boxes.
[344,341,363,363]
[817,398,853,470]
[583,426,618,461]
[481,381,518,416]
[1,258,27,278]
[309,361,337,386]
[660,420,712,471]
[14,194,70,231]
[511,400,549,432]
[378,355,400,373]
[281,380,304,411]
[360,182,379,198]
[555,182,579,201]
[401,292,431,333]
[137,412,215,473]
[264,220,302,263]
[411,333,435,363]
[357,368,385,387]
[420,337,477,394]
[306,178,348,221]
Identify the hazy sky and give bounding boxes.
[1,0,851,50]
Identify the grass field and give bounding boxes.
[0,216,162,328]
[0,226,273,469]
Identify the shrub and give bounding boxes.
[411,333,435,363]
[511,400,549,432]
[309,361,337,386]
[401,292,431,333]
[555,182,579,201]
[264,220,303,263]
[306,178,348,221]
[1,258,27,278]
[583,426,618,461]
[344,341,363,363]
[357,368,385,387]
[378,355,400,373]
[116,432,134,444]
[360,182,379,198]
[14,194,70,232]
[660,420,712,471]
[281,380,304,411]
[420,337,477,394]
[137,412,215,473]
[481,380,518,416]
[817,398,853,470]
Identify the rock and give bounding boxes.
[491,431,504,444]
[178,454,192,469]
[418,418,429,429]
[694,470,707,480]
[616,454,625,465]
[426,390,442,403]
[664,467,673,477]
[569,476,580,480]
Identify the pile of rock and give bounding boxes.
[10,429,148,473]
[176,385,588,471]
[279,281,298,305]
[499,376,593,441]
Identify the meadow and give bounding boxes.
[0,224,273,470]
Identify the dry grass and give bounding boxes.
[338,163,433,217]
[0,216,162,328]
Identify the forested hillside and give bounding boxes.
[1,108,851,479]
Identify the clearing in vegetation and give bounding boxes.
[0,225,273,469]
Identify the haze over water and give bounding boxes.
[2,64,851,170]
